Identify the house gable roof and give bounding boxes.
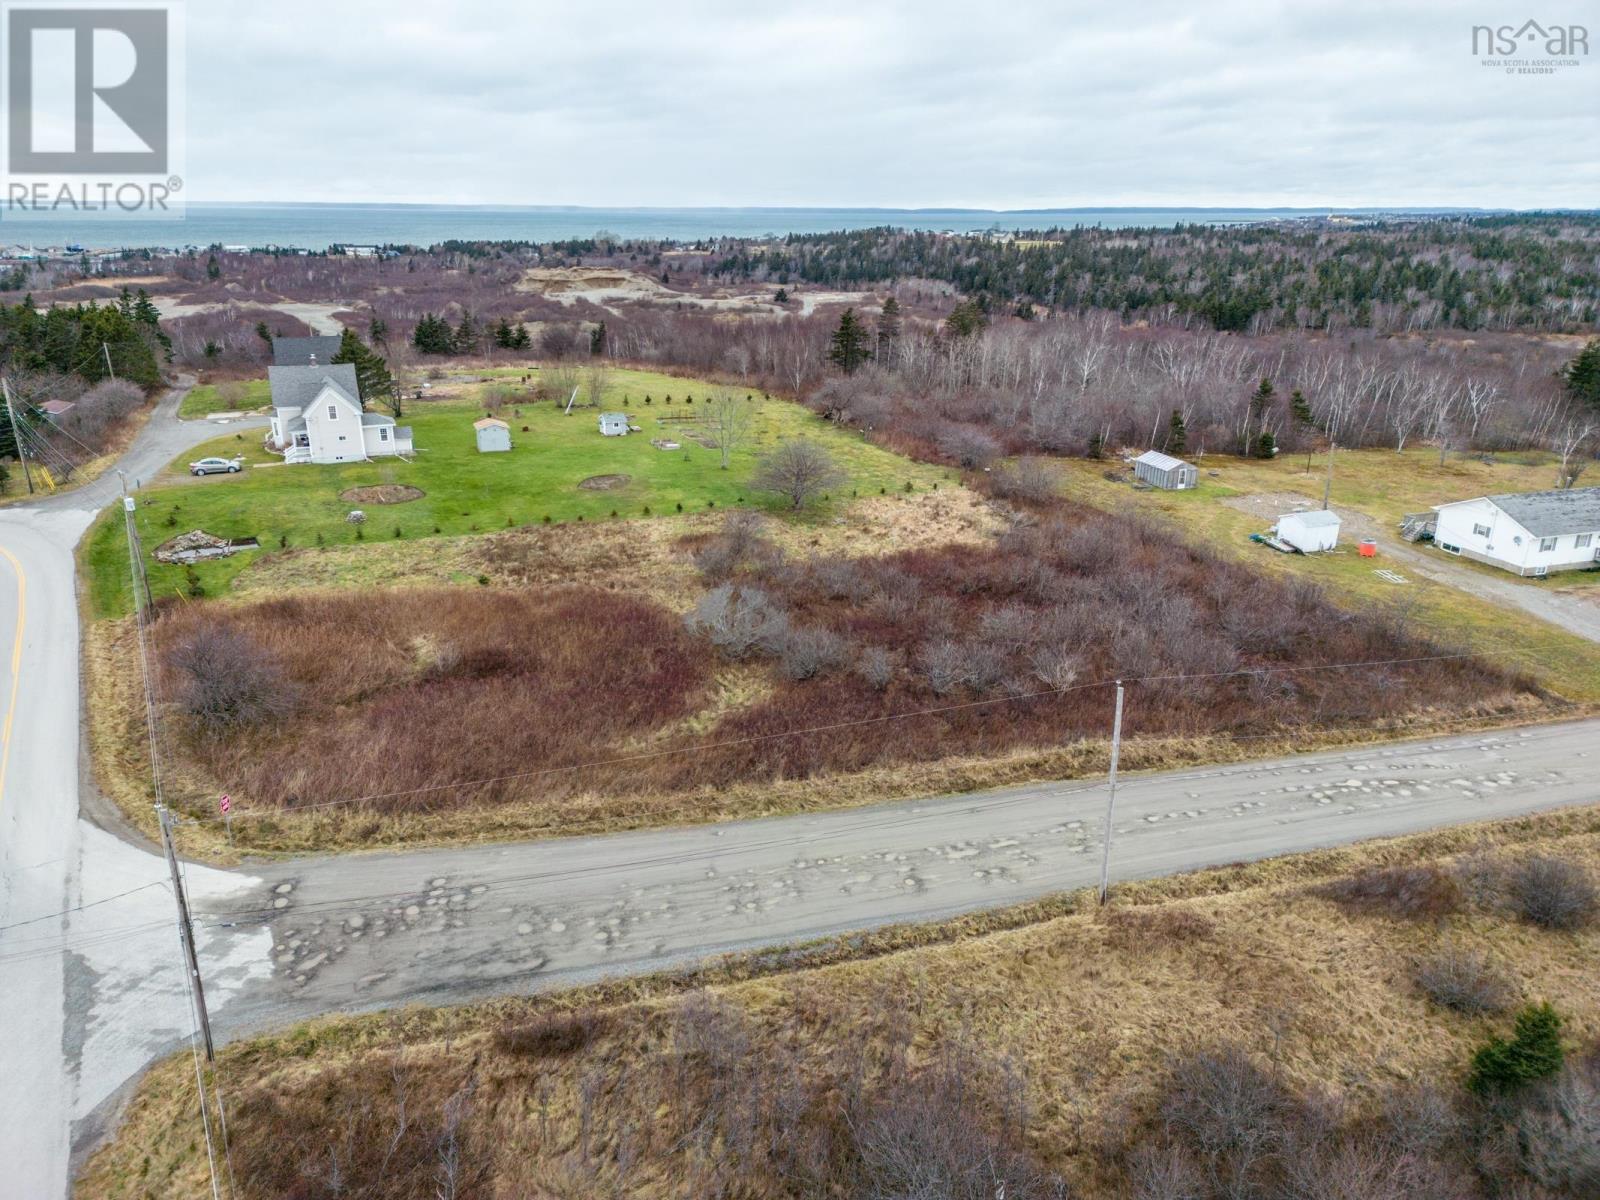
[474,417,509,430]
[1486,487,1600,538]
[268,363,361,415]
[271,335,344,366]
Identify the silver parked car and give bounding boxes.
[189,456,243,476]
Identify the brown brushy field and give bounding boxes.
[147,498,1542,849]
[78,808,1600,1199]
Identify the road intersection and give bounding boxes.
[0,386,1595,1198]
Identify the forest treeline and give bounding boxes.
[708,216,1600,333]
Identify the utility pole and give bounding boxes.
[2,376,34,495]
[157,804,216,1061]
[1322,441,1336,511]
[102,341,116,381]
[119,483,154,613]
[126,481,225,1198]
[1097,680,1125,905]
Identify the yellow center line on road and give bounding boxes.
[0,543,25,806]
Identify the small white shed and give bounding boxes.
[1276,510,1340,553]
[1133,450,1198,490]
[474,416,511,453]
[599,412,630,437]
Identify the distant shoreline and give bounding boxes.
[0,202,1573,255]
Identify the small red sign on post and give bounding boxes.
[219,794,231,814]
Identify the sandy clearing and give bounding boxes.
[152,297,353,335]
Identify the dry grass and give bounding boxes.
[78,807,1600,1199]
[84,477,1562,863]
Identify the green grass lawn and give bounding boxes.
[178,379,271,419]
[1056,454,1600,702]
[85,369,945,617]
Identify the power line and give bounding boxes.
[0,881,167,934]
[1,700,1583,963]
[183,651,1480,827]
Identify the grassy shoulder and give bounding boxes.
[77,804,1600,1199]
[83,368,945,619]
[177,378,271,420]
[1058,450,1600,702]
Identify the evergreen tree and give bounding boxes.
[945,299,988,338]
[828,307,869,373]
[411,314,455,355]
[493,318,516,349]
[511,323,531,350]
[255,321,273,352]
[332,328,398,415]
[1167,409,1187,455]
[1563,338,1600,412]
[1290,388,1315,427]
[368,317,390,353]
[130,289,170,360]
[590,321,607,356]
[773,287,789,304]
[877,295,901,346]
[1250,377,1276,418]
[453,311,479,355]
[206,254,221,281]
[1469,1003,1565,1095]
[1254,431,1277,459]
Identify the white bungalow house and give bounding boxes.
[1430,487,1600,577]
[266,363,413,464]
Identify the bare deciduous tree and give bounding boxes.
[705,392,754,469]
[751,439,845,509]
[581,361,611,409]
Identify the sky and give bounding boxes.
[184,0,1600,209]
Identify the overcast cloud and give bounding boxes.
[187,0,1599,208]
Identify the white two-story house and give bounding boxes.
[1431,487,1600,577]
[266,362,413,464]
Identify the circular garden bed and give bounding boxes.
[339,484,426,505]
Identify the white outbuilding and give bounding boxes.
[1133,450,1198,490]
[474,416,511,453]
[598,412,630,437]
[1275,510,1341,553]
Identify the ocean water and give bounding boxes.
[0,203,1482,253]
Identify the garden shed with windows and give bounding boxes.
[1133,450,1198,490]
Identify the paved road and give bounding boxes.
[1,387,1598,1198]
[207,720,1598,1032]
[0,385,268,1199]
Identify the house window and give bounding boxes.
[328,404,338,420]
[1472,523,1490,537]
[1538,536,1557,552]
[1438,541,1461,555]
[379,427,389,442]
[1578,533,1594,549]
